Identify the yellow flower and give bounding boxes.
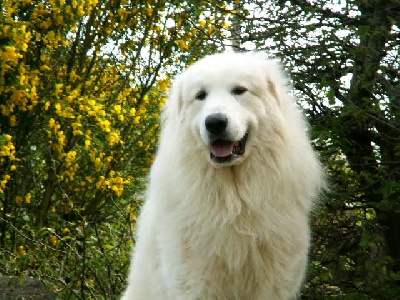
[9,115,17,126]
[2,46,22,62]
[40,65,51,71]
[55,83,63,97]
[17,245,27,257]
[113,104,122,114]
[50,235,57,246]
[137,107,147,115]
[199,19,206,28]
[222,21,230,29]
[99,119,111,132]
[145,7,153,16]
[175,40,189,51]
[88,279,95,288]
[109,131,120,146]
[25,193,31,204]
[85,139,91,150]
[95,157,102,170]
[55,103,61,114]
[65,150,77,167]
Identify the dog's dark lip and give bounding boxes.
[210,132,249,164]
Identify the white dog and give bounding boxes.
[122,52,324,300]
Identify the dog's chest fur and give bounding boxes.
[172,165,294,299]
[180,209,291,300]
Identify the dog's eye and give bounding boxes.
[195,89,207,101]
[232,86,247,95]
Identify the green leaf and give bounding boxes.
[104,244,114,251]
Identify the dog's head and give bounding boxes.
[165,52,288,167]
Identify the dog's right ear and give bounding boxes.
[164,74,183,122]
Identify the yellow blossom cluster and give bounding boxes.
[15,245,27,258]
[0,7,41,124]
[0,135,16,162]
[9,5,216,231]
[0,0,172,205]
[96,171,133,197]
[0,175,11,194]
[0,135,17,193]
[15,193,32,205]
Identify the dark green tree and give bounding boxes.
[225,0,399,297]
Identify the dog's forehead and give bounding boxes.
[189,55,258,78]
[181,57,264,92]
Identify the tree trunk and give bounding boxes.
[341,0,400,273]
[36,156,57,228]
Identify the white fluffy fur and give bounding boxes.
[121,52,324,300]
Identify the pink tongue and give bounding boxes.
[210,141,235,157]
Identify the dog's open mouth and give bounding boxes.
[210,132,249,164]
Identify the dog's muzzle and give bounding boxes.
[205,113,249,165]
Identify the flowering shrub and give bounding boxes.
[0,0,233,297]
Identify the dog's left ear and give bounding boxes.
[263,59,290,105]
[267,78,280,104]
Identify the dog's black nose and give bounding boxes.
[205,113,228,135]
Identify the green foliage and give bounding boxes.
[1,215,132,298]
[228,0,400,297]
